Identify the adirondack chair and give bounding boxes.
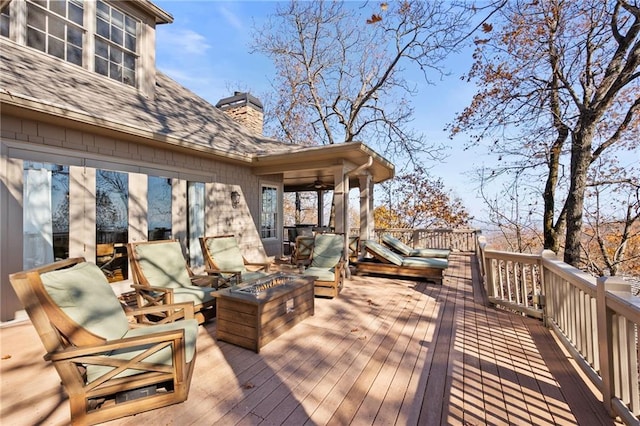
[199,235,271,284]
[302,233,345,298]
[128,240,218,324]
[8,257,198,425]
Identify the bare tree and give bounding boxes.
[252,0,498,165]
[450,0,640,267]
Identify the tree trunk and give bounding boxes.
[564,124,595,266]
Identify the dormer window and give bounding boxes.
[95,0,138,86]
[26,0,84,66]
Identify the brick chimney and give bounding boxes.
[216,92,263,136]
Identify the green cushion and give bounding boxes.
[401,256,448,269]
[408,248,451,259]
[303,266,336,282]
[310,234,343,268]
[382,234,450,259]
[86,318,199,382]
[364,240,404,266]
[134,241,193,289]
[205,236,247,272]
[40,262,129,341]
[173,285,216,305]
[381,234,413,256]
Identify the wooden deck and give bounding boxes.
[0,254,621,425]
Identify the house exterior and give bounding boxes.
[0,0,394,322]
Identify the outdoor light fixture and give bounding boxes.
[231,191,241,208]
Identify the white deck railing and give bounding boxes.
[478,237,640,425]
[372,228,480,252]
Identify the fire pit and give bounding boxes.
[212,273,315,352]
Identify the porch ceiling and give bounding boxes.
[252,142,395,192]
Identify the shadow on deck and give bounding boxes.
[0,254,621,425]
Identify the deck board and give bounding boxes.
[0,254,623,425]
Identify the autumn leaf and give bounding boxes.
[1,354,11,360]
[366,14,382,24]
[482,23,493,33]
[243,382,255,389]
[380,2,388,11]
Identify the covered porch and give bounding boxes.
[0,253,618,425]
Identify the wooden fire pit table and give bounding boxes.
[212,273,315,353]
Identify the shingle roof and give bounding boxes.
[0,38,294,158]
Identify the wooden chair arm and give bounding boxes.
[244,262,271,272]
[48,329,187,362]
[131,284,173,294]
[189,274,218,288]
[126,302,195,323]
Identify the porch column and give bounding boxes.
[359,173,374,241]
[332,166,348,234]
[317,189,324,227]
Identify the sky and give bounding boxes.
[153,1,491,223]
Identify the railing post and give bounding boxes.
[540,250,556,327]
[597,276,632,418]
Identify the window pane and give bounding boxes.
[96,170,128,281]
[125,33,135,51]
[23,162,69,269]
[109,47,121,64]
[96,0,109,20]
[111,8,123,29]
[67,44,82,65]
[123,68,135,86]
[148,176,172,241]
[27,5,46,31]
[48,35,64,59]
[50,0,66,18]
[110,62,121,81]
[96,17,109,38]
[49,15,65,39]
[95,56,108,75]
[95,38,108,59]
[187,182,205,267]
[125,16,136,34]
[68,2,83,25]
[111,25,122,46]
[1,13,9,38]
[27,27,46,51]
[123,52,135,70]
[67,25,82,47]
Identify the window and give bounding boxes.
[187,182,205,267]
[96,169,128,281]
[148,176,172,241]
[1,7,9,38]
[95,0,138,86]
[23,162,69,269]
[26,0,83,66]
[261,185,278,239]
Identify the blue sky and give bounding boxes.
[153,1,489,222]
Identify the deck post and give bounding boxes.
[596,276,632,418]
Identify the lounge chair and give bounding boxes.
[355,240,448,284]
[381,234,451,259]
[200,235,271,284]
[302,233,345,298]
[128,240,218,324]
[8,257,198,425]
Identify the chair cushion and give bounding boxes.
[40,262,130,341]
[86,318,199,382]
[303,266,336,282]
[408,248,451,259]
[381,234,413,256]
[401,256,449,269]
[310,234,344,268]
[364,240,404,266]
[173,285,216,305]
[205,236,247,272]
[134,241,193,289]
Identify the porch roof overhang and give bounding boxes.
[252,142,395,192]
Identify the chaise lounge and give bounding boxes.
[355,240,448,284]
[381,234,451,259]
